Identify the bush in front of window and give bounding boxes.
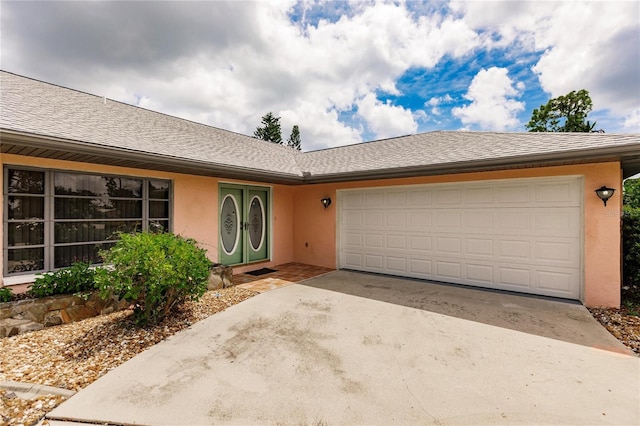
[30,262,97,298]
[96,232,210,327]
[0,287,13,303]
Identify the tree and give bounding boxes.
[526,89,601,132]
[287,125,302,151]
[254,112,282,144]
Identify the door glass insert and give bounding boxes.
[248,196,265,251]
[221,195,240,255]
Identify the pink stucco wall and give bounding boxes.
[292,163,623,308]
[1,154,624,307]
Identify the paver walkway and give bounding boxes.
[233,262,333,292]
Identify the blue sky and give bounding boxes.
[1,1,638,151]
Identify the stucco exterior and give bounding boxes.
[292,162,623,308]
[0,154,625,308]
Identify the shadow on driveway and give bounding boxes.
[300,270,630,353]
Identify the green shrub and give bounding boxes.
[0,287,13,303]
[30,261,97,298]
[622,206,640,306]
[96,232,210,326]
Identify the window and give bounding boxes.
[4,167,171,276]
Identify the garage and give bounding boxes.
[338,176,583,299]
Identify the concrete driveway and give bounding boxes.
[48,271,639,425]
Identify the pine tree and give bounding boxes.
[287,125,302,151]
[254,112,282,144]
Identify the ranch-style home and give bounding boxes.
[1,71,639,308]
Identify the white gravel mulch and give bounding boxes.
[0,287,257,426]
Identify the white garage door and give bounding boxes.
[339,176,582,299]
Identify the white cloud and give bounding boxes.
[1,0,636,151]
[452,67,524,131]
[356,93,418,139]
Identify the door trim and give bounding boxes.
[218,183,271,266]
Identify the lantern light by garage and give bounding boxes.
[594,186,615,206]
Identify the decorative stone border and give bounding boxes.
[0,264,233,338]
[0,292,129,338]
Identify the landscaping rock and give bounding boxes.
[208,264,233,290]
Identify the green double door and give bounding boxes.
[219,184,269,265]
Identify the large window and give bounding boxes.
[4,167,171,276]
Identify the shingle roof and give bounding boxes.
[2,71,640,182]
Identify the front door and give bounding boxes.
[219,184,269,265]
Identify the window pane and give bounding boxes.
[55,221,142,244]
[55,198,143,219]
[54,242,116,268]
[8,222,44,246]
[149,220,169,233]
[7,169,44,194]
[7,248,44,273]
[149,179,170,199]
[149,201,169,218]
[8,196,44,220]
[55,173,142,198]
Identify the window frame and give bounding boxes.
[3,166,173,276]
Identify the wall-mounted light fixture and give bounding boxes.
[594,186,615,206]
[321,197,332,209]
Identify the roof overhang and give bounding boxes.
[2,129,640,184]
[0,130,304,185]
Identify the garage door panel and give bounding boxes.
[387,212,407,227]
[344,232,363,247]
[409,235,432,251]
[435,237,462,254]
[465,186,495,204]
[387,235,407,249]
[535,268,579,298]
[535,239,579,267]
[535,209,580,237]
[364,233,384,248]
[466,212,494,231]
[435,188,463,205]
[436,261,462,280]
[386,192,407,205]
[409,258,432,275]
[436,211,462,228]
[344,211,363,227]
[365,254,384,269]
[409,212,432,228]
[466,238,494,257]
[344,253,363,268]
[536,181,581,205]
[386,256,406,272]
[466,263,494,283]
[498,240,531,261]
[365,192,384,207]
[409,190,432,205]
[339,177,582,300]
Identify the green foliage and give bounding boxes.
[526,89,600,132]
[30,262,97,298]
[287,124,302,151]
[0,287,13,303]
[95,232,211,326]
[622,205,640,307]
[254,112,283,144]
[622,178,640,309]
[623,178,640,209]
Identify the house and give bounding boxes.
[2,71,639,308]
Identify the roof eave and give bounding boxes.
[303,146,640,183]
[0,129,304,185]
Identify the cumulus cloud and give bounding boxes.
[452,67,524,131]
[0,0,636,151]
[356,93,419,139]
